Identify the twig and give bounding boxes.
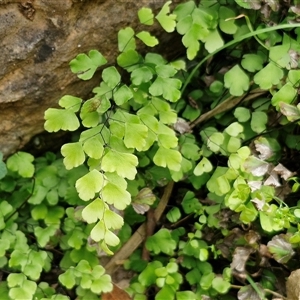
[104,181,174,275]
[142,209,156,261]
[264,289,287,300]
[190,88,267,129]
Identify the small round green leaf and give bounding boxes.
[75,169,104,201]
[212,277,231,294]
[61,142,85,170]
[138,7,154,25]
[136,31,159,47]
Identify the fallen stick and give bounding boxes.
[104,181,174,275]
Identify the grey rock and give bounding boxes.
[0,0,182,157]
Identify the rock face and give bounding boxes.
[0,0,182,158]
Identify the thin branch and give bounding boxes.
[190,88,267,129]
[104,181,174,275]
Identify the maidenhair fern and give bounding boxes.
[1,0,300,299]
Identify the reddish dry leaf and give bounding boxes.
[102,283,132,300]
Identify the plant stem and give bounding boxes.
[104,181,174,275]
[182,23,300,94]
[264,289,287,300]
[190,87,266,128]
[246,274,265,299]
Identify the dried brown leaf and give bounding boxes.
[244,230,260,245]
[173,118,191,134]
[273,163,294,180]
[267,234,295,264]
[244,156,269,177]
[237,283,265,300]
[248,181,262,192]
[264,170,281,187]
[251,198,266,211]
[102,283,132,300]
[286,269,300,300]
[231,247,255,273]
[255,140,273,160]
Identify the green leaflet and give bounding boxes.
[124,122,148,151]
[113,84,133,105]
[149,77,182,102]
[212,277,231,294]
[82,135,104,160]
[131,66,154,85]
[224,65,249,96]
[203,29,224,53]
[225,122,244,137]
[117,49,140,68]
[81,198,105,224]
[181,23,202,60]
[69,50,107,80]
[118,27,136,52]
[34,225,59,248]
[156,65,177,78]
[90,221,119,246]
[7,152,34,178]
[207,132,224,153]
[234,107,251,122]
[219,6,237,35]
[80,97,111,127]
[103,209,124,229]
[251,111,268,133]
[288,69,300,87]
[92,82,113,99]
[271,82,297,109]
[254,62,284,89]
[158,133,178,149]
[80,99,100,128]
[146,228,177,255]
[241,54,264,72]
[194,157,213,176]
[155,1,176,33]
[235,0,261,9]
[166,207,181,223]
[269,43,292,69]
[102,66,121,89]
[102,181,131,210]
[61,142,85,170]
[136,31,159,47]
[138,7,154,25]
[44,108,80,132]
[153,147,182,171]
[75,169,104,201]
[59,95,82,112]
[101,149,138,180]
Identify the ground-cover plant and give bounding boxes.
[2,0,300,299]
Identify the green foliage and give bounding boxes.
[58,260,112,294]
[69,50,107,80]
[2,1,300,299]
